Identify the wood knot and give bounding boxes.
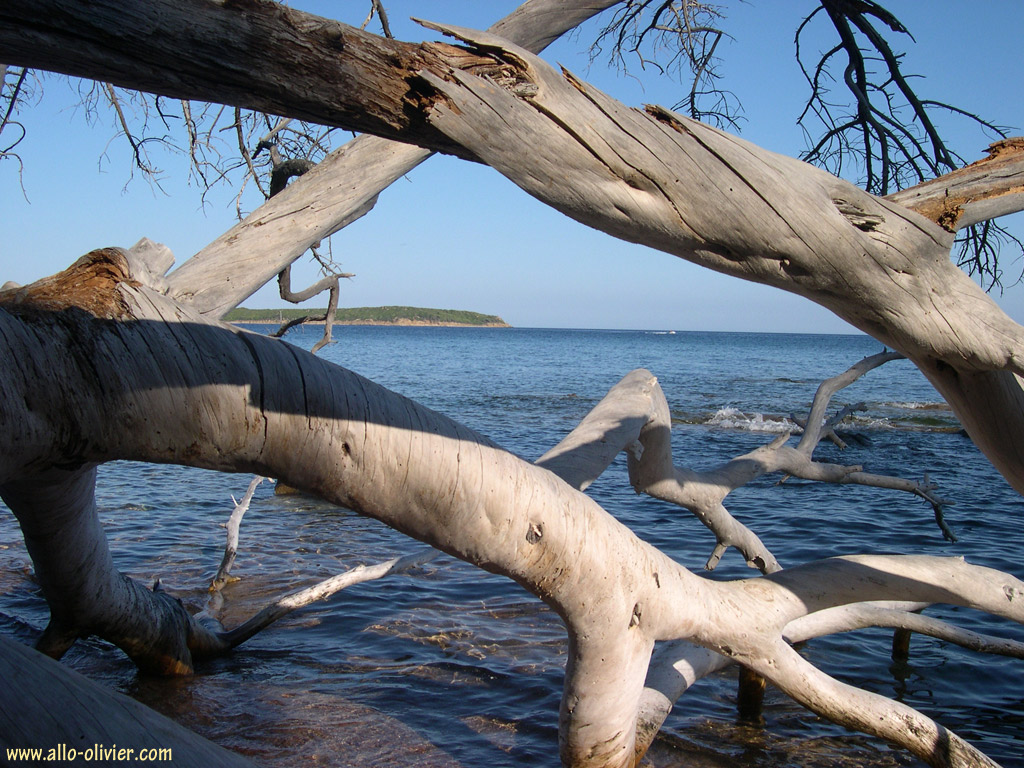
[832,197,885,231]
[526,521,543,544]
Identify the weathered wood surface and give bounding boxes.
[3,250,1024,767]
[0,0,473,157]
[0,635,255,768]
[886,138,1024,231]
[5,0,1024,496]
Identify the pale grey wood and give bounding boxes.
[535,368,657,492]
[0,465,199,673]
[786,603,1024,658]
[3,250,1024,767]
[539,366,947,575]
[795,351,904,455]
[167,140,415,316]
[537,369,781,573]
[417,23,1024,370]
[209,548,440,648]
[0,0,469,156]
[886,138,1024,230]
[0,635,255,767]
[210,476,263,592]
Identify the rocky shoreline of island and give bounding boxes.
[225,306,511,328]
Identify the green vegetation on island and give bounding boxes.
[225,305,510,327]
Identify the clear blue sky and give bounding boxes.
[2,1,1021,332]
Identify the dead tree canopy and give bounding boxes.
[3,0,1024,492]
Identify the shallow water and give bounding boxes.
[2,326,1023,766]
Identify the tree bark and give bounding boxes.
[886,138,1024,231]
[0,465,197,674]
[0,0,472,156]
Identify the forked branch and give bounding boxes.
[540,356,949,573]
[589,0,740,129]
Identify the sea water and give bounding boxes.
[1,326,1022,766]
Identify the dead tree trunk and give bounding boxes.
[2,248,1024,767]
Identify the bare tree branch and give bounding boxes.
[360,0,393,39]
[209,476,263,594]
[589,1,742,129]
[796,0,1021,287]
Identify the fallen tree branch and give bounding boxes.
[785,602,1024,659]
[0,635,256,767]
[204,474,440,648]
[3,253,1024,767]
[271,262,350,353]
[536,369,780,573]
[795,351,904,455]
[165,0,623,318]
[541,359,951,574]
[195,547,440,653]
[210,475,263,594]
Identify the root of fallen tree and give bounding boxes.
[0,248,1021,768]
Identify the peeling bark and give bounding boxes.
[887,138,1024,231]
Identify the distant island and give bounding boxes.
[225,306,511,327]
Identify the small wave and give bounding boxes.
[705,407,797,433]
[880,401,951,411]
[843,415,896,430]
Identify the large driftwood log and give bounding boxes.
[0,635,255,767]
[2,249,1023,768]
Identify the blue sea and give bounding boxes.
[2,326,1023,767]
